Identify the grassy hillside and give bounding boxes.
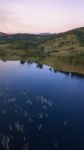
[0,27,84,74]
[38,27,84,58]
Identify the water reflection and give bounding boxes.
[71,72,84,79]
[20,60,26,64]
[0,61,84,150]
[36,63,43,69]
[0,86,53,150]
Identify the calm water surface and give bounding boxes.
[0,61,84,150]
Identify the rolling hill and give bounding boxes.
[0,27,84,74]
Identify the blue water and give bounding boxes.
[0,61,84,150]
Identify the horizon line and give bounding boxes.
[0,26,84,35]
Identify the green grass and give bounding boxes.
[0,27,84,75]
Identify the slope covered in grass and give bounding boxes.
[0,27,84,74]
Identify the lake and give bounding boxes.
[0,60,84,150]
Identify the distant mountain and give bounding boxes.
[0,27,83,43]
[39,33,52,35]
[0,27,84,52]
[0,32,7,36]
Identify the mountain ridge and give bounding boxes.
[0,26,84,35]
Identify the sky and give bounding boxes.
[0,0,84,33]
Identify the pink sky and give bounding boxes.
[0,0,84,33]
